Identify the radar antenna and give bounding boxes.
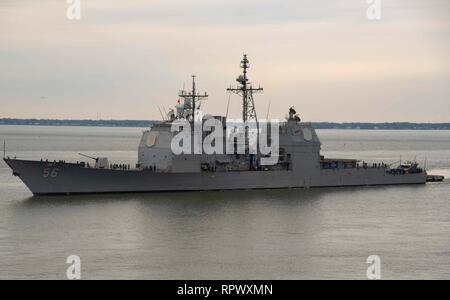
[227,54,263,122]
[227,54,263,154]
[179,75,208,121]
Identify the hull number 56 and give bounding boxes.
[43,168,59,178]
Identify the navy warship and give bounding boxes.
[3,55,437,195]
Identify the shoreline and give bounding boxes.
[1,119,450,130]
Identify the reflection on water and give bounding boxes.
[7,184,447,279]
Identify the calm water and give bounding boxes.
[0,125,449,279]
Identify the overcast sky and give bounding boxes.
[0,0,449,122]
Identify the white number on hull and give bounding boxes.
[43,168,59,178]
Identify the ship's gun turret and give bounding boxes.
[78,153,109,169]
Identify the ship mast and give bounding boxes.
[179,75,208,121]
[227,54,263,154]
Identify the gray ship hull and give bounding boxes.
[4,158,427,195]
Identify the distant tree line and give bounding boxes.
[0,118,449,130]
[311,122,450,130]
[0,118,154,128]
